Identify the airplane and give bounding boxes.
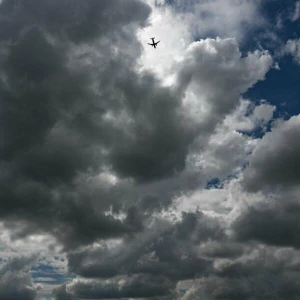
[147,37,160,49]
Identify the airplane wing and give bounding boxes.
[147,43,153,45]
[156,41,160,44]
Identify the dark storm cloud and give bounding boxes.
[232,201,300,249]
[243,115,300,192]
[0,173,147,250]
[178,244,300,300]
[99,69,196,182]
[0,254,38,300]
[183,274,299,300]
[0,0,196,189]
[67,212,220,284]
[52,211,228,299]
[54,275,175,300]
[0,0,205,252]
[198,241,244,259]
[0,0,150,170]
[231,273,299,300]
[213,247,286,279]
[0,0,150,43]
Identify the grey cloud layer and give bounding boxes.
[0,255,39,300]
[237,116,300,249]
[67,212,221,280]
[243,115,300,191]
[54,275,176,299]
[233,201,300,248]
[55,211,222,299]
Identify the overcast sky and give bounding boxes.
[0,0,300,299]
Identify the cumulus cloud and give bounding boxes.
[54,210,226,299]
[148,0,265,41]
[233,200,300,248]
[0,254,39,300]
[243,115,300,191]
[221,99,276,135]
[284,38,300,64]
[54,275,175,300]
[290,1,300,22]
[179,272,300,300]
[66,211,220,280]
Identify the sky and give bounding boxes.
[0,0,300,299]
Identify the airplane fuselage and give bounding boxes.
[148,37,160,49]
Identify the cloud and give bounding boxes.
[197,240,244,259]
[180,272,300,300]
[53,211,227,299]
[290,1,300,22]
[175,38,272,124]
[0,0,272,254]
[0,0,151,42]
[0,0,287,299]
[0,0,153,250]
[0,254,39,300]
[66,211,220,281]
[54,275,175,300]
[226,100,272,130]
[148,0,265,41]
[242,115,300,191]
[234,115,300,252]
[284,38,300,65]
[180,244,300,300]
[233,200,300,248]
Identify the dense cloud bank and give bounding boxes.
[0,0,270,248]
[0,255,39,300]
[0,0,299,299]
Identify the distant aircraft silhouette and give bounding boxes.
[148,37,160,49]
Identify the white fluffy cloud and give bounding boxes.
[284,38,300,64]
[186,0,265,41]
[145,0,265,41]
[224,99,276,132]
[291,1,300,21]
[176,38,272,125]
